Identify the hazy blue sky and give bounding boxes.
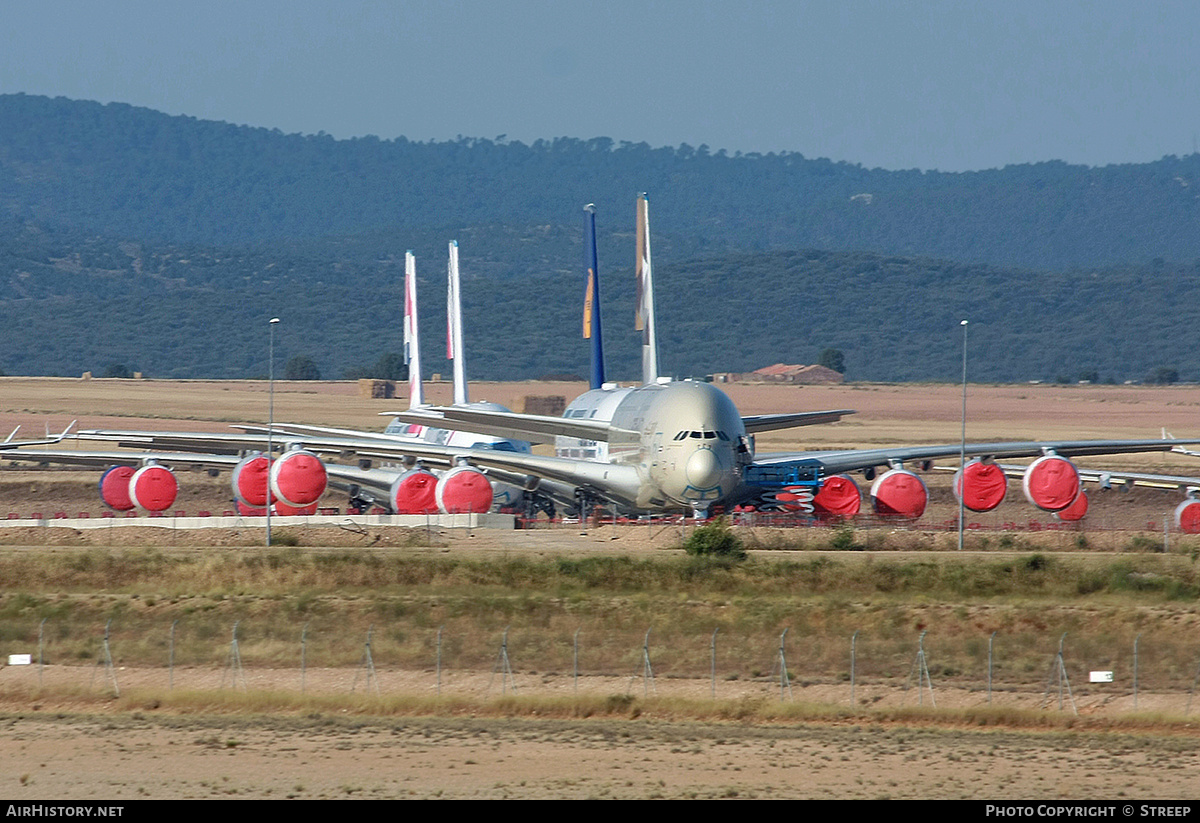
[3,1,1196,171]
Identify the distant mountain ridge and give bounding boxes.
[3,93,1200,269]
[1,216,1195,384]
[2,94,1198,384]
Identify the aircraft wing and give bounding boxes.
[71,427,387,460]
[754,438,1200,475]
[2,448,246,470]
[351,440,644,508]
[381,407,638,445]
[48,425,646,509]
[741,409,855,433]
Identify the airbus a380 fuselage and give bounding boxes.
[555,379,748,513]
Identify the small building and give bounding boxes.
[714,363,844,385]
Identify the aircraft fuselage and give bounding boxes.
[557,380,746,514]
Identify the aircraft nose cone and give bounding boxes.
[686,448,723,489]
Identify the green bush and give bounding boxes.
[683,518,746,560]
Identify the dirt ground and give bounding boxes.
[4,660,1200,800]
[4,709,1200,800]
[4,379,1200,799]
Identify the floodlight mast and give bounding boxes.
[267,317,280,547]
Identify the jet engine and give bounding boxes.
[869,468,928,519]
[390,468,439,514]
[128,463,178,512]
[99,465,136,511]
[952,459,1008,513]
[1175,499,1200,534]
[812,475,861,517]
[1022,454,1080,512]
[231,452,272,508]
[269,447,328,508]
[1054,490,1089,522]
[434,465,494,514]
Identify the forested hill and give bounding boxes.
[1,216,1195,384]
[3,94,1200,270]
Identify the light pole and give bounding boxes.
[267,317,280,547]
[958,319,968,552]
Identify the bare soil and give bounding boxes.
[4,709,1199,800]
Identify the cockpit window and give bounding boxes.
[690,431,702,439]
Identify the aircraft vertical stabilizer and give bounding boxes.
[583,204,606,389]
[635,193,660,384]
[404,251,424,409]
[447,240,469,405]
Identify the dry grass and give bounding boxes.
[3,549,1199,694]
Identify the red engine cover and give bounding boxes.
[232,453,273,507]
[269,449,328,508]
[98,465,136,511]
[129,464,178,512]
[1055,490,1089,522]
[1175,500,1200,534]
[869,468,928,519]
[391,468,439,514]
[812,475,861,517]
[435,466,493,514]
[1022,455,1080,512]
[953,459,1008,512]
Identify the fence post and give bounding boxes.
[710,628,719,699]
[850,629,859,707]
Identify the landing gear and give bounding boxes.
[346,484,375,514]
[522,491,556,521]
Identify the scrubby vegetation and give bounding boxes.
[683,518,746,560]
[2,548,1198,695]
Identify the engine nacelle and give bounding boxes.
[231,452,273,507]
[1055,490,1089,522]
[435,465,494,514]
[953,459,1008,513]
[812,475,861,517]
[1175,499,1200,534]
[129,463,178,512]
[99,465,136,511]
[270,448,328,508]
[390,468,439,514]
[1022,455,1080,512]
[870,468,928,519]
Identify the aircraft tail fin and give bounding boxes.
[447,240,469,406]
[583,204,606,389]
[635,193,659,384]
[404,251,424,409]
